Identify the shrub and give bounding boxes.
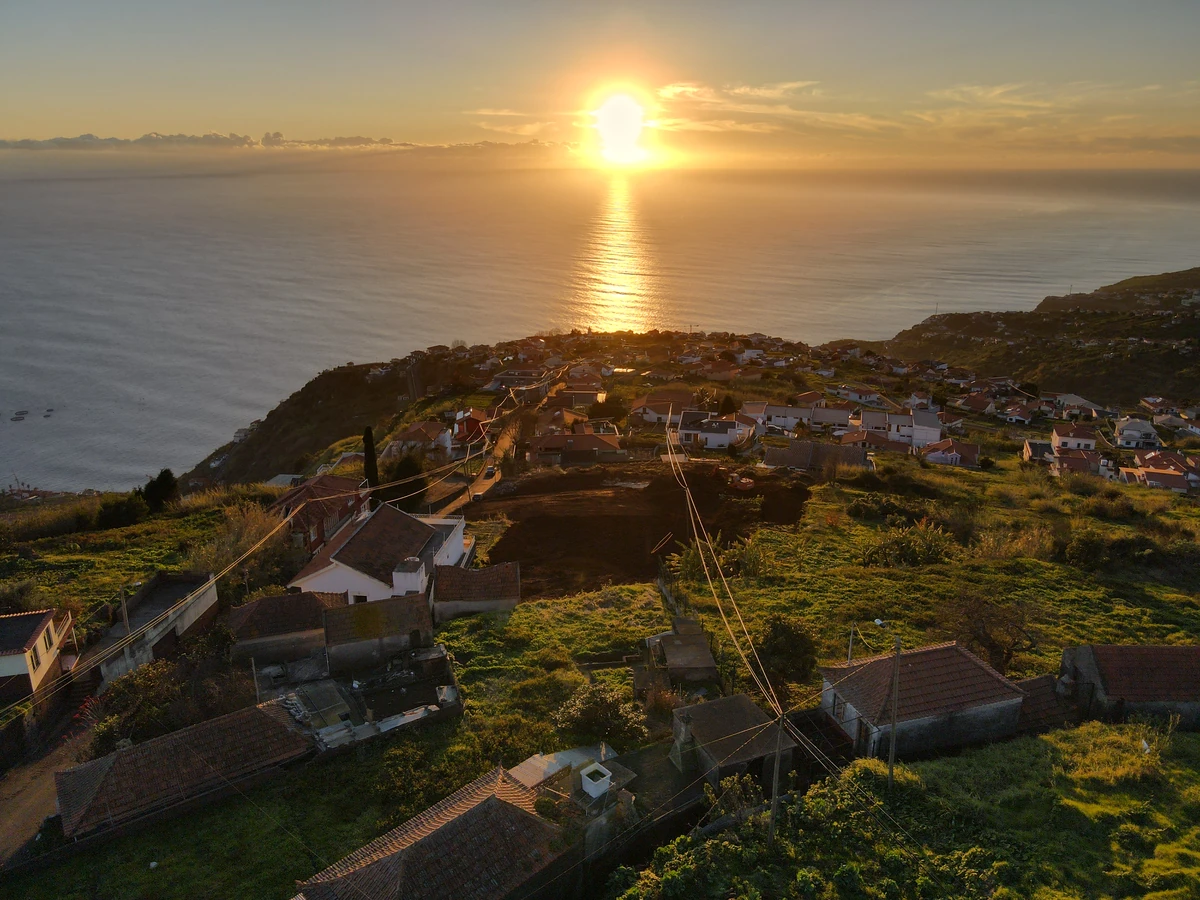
[552,681,648,747]
[978,456,995,471]
[95,494,149,530]
[862,522,956,568]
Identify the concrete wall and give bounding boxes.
[232,629,326,666]
[867,697,1024,759]
[326,632,427,674]
[295,562,394,603]
[99,577,218,685]
[1061,646,1200,728]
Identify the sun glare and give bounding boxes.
[594,94,647,165]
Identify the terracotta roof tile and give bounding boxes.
[295,768,561,900]
[820,642,1024,727]
[323,595,432,647]
[295,505,439,586]
[229,591,347,641]
[433,564,520,604]
[1091,645,1200,703]
[55,702,311,838]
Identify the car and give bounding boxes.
[472,492,484,502]
[485,465,496,477]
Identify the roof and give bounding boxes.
[270,474,365,527]
[660,632,717,672]
[530,433,621,453]
[631,389,693,411]
[296,505,439,586]
[791,391,823,406]
[922,438,980,465]
[509,745,616,788]
[55,702,311,838]
[675,694,795,767]
[820,642,1025,727]
[0,609,55,656]
[433,563,520,604]
[228,592,346,641]
[395,420,448,442]
[323,594,433,646]
[1052,423,1097,440]
[1016,675,1077,734]
[1090,645,1200,702]
[295,768,561,900]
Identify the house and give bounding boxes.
[819,642,1026,758]
[1140,396,1177,416]
[1050,449,1105,479]
[904,392,938,411]
[761,440,869,472]
[808,403,854,430]
[55,702,312,839]
[1115,416,1161,450]
[1001,403,1036,425]
[670,694,795,788]
[763,403,816,431]
[1051,423,1097,452]
[527,431,626,467]
[854,409,889,435]
[1125,467,1192,493]
[430,562,521,623]
[937,411,965,432]
[703,361,740,381]
[1058,645,1200,729]
[228,591,347,665]
[455,408,491,445]
[835,385,881,405]
[291,767,566,900]
[386,421,453,459]
[630,390,693,425]
[955,394,996,416]
[290,504,469,602]
[1022,439,1053,464]
[1134,450,1200,486]
[920,438,980,468]
[535,407,589,435]
[270,474,370,554]
[840,431,910,454]
[1154,414,1200,436]
[646,618,718,685]
[80,572,218,689]
[0,608,73,704]
[323,594,434,674]
[739,401,769,432]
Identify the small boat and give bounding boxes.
[10,416,24,422]
[15,410,29,416]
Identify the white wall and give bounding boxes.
[294,562,395,603]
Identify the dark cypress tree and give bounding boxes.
[719,393,737,415]
[363,427,380,506]
[141,468,179,513]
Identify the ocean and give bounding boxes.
[2,162,1198,491]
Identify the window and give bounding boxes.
[30,644,40,670]
[353,594,368,605]
[43,628,53,651]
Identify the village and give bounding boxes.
[3,318,1200,899]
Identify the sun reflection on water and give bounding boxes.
[569,176,664,333]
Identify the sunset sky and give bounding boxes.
[4,0,1200,167]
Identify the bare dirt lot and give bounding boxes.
[465,462,809,598]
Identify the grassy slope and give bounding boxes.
[5,585,669,900]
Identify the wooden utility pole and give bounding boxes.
[847,625,855,663]
[251,657,260,705]
[119,587,130,635]
[887,635,901,793]
[768,714,784,850]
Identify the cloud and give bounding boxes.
[476,120,553,136]
[463,108,527,116]
[0,131,409,151]
[727,80,819,99]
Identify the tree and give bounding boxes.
[754,614,817,703]
[139,468,179,514]
[719,394,738,416]
[363,426,380,505]
[552,681,648,747]
[937,591,1039,674]
[377,453,426,512]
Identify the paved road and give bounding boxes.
[0,727,91,866]
[442,423,516,515]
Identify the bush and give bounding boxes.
[862,522,956,568]
[978,456,995,471]
[553,681,648,748]
[95,494,149,530]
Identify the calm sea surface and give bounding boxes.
[2,164,1198,491]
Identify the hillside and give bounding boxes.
[874,267,1200,405]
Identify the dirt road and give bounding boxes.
[0,728,91,866]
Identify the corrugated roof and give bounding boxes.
[1091,645,1200,703]
[433,563,520,604]
[323,594,432,647]
[55,702,311,838]
[820,642,1024,727]
[0,609,54,656]
[295,768,561,900]
[229,591,346,641]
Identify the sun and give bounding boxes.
[594,94,647,165]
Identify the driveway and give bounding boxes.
[0,726,91,866]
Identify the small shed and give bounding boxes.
[647,618,719,686]
[430,562,521,623]
[228,591,346,665]
[1059,645,1200,728]
[670,694,795,788]
[323,594,433,674]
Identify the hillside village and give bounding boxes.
[3,278,1200,899]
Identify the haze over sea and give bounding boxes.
[2,164,1199,492]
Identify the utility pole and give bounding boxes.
[768,713,784,850]
[887,635,901,794]
[847,625,854,663]
[119,587,130,635]
[251,657,261,705]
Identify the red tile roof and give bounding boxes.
[323,594,433,646]
[1052,423,1097,440]
[270,475,365,530]
[1091,645,1200,703]
[0,609,55,656]
[433,563,520,604]
[820,642,1024,727]
[294,505,438,586]
[294,768,561,900]
[229,591,347,641]
[55,702,311,838]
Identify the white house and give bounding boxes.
[1115,417,1162,450]
[1051,423,1097,452]
[0,609,72,705]
[290,504,469,602]
[835,385,881,405]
